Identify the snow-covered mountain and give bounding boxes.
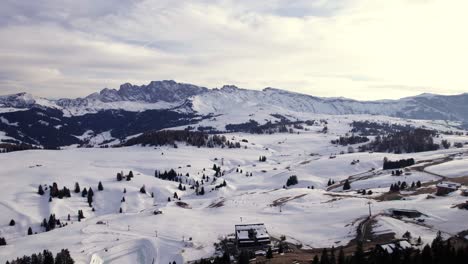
[1,80,468,122]
[1,80,468,148]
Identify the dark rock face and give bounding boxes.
[90,80,208,103]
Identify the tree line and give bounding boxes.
[5,249,74,264]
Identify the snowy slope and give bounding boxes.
[1,126,468,263]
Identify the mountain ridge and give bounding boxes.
[1,80,468,123]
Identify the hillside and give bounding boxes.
[1,118,468,263]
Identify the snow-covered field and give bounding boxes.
[426,155,468,178]
[1,121,468,263]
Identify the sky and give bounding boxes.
[0,0,467,100]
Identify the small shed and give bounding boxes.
[436,182,461,196]
[235,223,271,249]
[388,208,422,218]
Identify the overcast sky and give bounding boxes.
[0,0,467,100]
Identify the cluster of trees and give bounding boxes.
[258,156,267,162]
[5,249,74,264]
[383,158,416,170]
[0,142,40,153]
[195,186,205,195]
[286,175,298,186]
[77,210,85,221]
[215,180,227,190]
[49,183,71,199]
[331,135,370,146]
[83,188,94,207]
[390,181,422,192]
[212,164,222,177]
[327,179,336,186]
[117,171,134,181]
[155,169,179,181]
[310,233,468,264]
[41,214,65,231]
[0,237,6,246]
[351,121,413,136]
[357,189,373,195]
[178,183,187,191]
[359,129,439,153]
[122,130,239,148]
[225,117,305,134]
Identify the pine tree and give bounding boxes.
[55,249,74,264]
[312,255,319,264]
[337,248,345,264]
[352,241,364,264]
[416,180,422,188]
[119,207,123,213]
[320,248,329,264]
[74,182,80,193]
[49,196,52,202]
[266,247,273,259]
[116,172,123,181]
[27,227,33,235]
[38,185,45,195]
[330,246,336,264]
[0,237,6,246]
[43,249,54,264]
[81,188,88,197]
[174,192,179,199]
[98,181,103,191]
[238,250,250,264]
[421,244,433,264]
[140,185,146,194]
[87,188,93,206]
[9,219,15,226]
[78,210,84,221]
[343,179,351,190]
[278,243,284,254]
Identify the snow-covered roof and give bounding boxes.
[437,181,461,189]
[235,224,270,241]
[378,240,412,253]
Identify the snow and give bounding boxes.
[0,116,18,126]
[426,158,468,178]
[0,116,467,263]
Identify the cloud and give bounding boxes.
[0,0,467,100]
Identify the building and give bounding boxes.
[436,181,461,196]
[462,189,468,197]
[375,240,412,254]
[387,208,422,218]
[235,223,271,249]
